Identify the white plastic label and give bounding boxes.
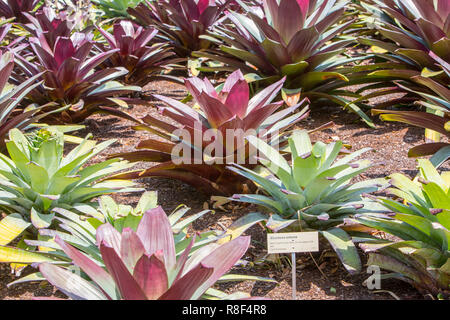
[267,232,319,254]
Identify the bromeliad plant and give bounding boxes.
[362,4,450,165]
[23,7,79,49]
[92,0,143,18]
[0,128,140,253]
[229,130,388,274]
[112,69,310,195]
[128,0,230,57]
[12,30,142,123]
[95,20,179,86]
[38,206,251,300]
[0,50,54,149]
[360,0,449,87]
[356,159,449,297]
[195,0,375,124]
[358,0,450,129]
[0,0,41,23]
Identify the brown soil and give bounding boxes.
[1,80,447,300]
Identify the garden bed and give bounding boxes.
[1,80,446,300]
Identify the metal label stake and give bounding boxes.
[267,232,319,301]
[291,252,296,300]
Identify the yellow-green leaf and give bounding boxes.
[0,246,53,263]
[0,213,30,246]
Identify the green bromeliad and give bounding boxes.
[0,128,140,265]
[356,159,450,297]
[229,130,388,274]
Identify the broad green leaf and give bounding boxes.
[293,155,319,189]
[289,130,312,158]
[135,191,158,214]
[217,212,268,244]
[422,182,450,209]
[321,228,362,274]
[367,252,422,284]
[30,208,54,229]
[418,159,446,187]
[231,194,284,214]
[281,61,309,76]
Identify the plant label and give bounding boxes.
[267,232,319,254]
